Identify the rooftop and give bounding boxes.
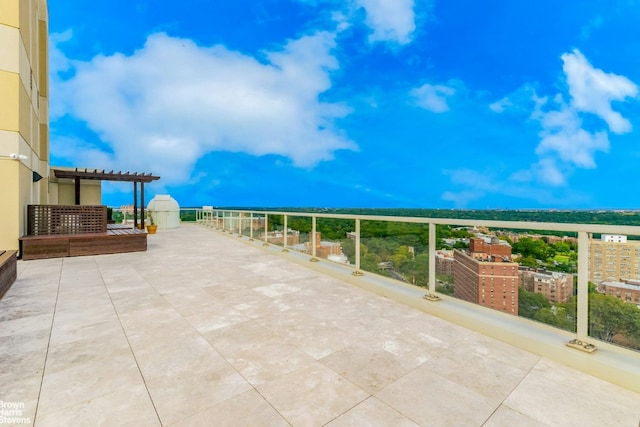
[1,223,639,426]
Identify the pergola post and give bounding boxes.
[133,182,138,229]
[141,181,145,229]
[74,177,80,205]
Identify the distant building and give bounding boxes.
[501,232,577,246]
[442,238,469,247]
[519,268,573,304]
[435,250,454,277]
[500,232,521,243]
[599,279,640,307]
[589,235,640,283]
[468,236,512,260]
[453,238,519,315]
[602,234,627,243]
[264,229,300,245]
[291,232,343,261]
[304,232,342,259]
[544,235,578,245]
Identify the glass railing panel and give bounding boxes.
[249,213,266,241]
[315,217,353,265]
[180,208,197,222]
[588,232,640,352]
[206,209,218,228]
[359,219,430,285]
[512,229,577,333]
[223,212,239,234]
[264,214,285,249]
[286,215,311,254]
[239,213,250,237]
[214,211,224,230]
[433,224,461,296]
[440,224,577,332]
[246,213,265,240]
[234,212,242,234]
[218,211,228,232]
[225,212,236,233]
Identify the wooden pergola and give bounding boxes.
[52,169,161,229]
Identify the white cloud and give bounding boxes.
[442,166,586,208]
[508,169,532,183]
[50,31,355,184]
[410,83,455,112]
[533,100,610,169]
[488,98,511,113]
[562,49,638,134]
[441,190,483,208]
[297,0,417,45]
[486,49,636,190]
[445,50,637,207]
[354,0,416,45]
[488,84,544,116]
[531,158,566,186]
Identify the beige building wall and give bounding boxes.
[48,178,102,205]
[0,0,49,251]
[589,239,640,284]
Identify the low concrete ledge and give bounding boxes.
[0,250,17,299]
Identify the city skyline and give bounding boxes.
[49,1,640,209]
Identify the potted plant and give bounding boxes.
[146,212,158,234]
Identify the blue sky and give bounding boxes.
[48,0,640,209]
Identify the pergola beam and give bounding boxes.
[53,168,160,227]
[53,168,160,183]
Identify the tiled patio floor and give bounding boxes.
[1,224,639,426]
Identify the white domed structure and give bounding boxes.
[147,195,180,229]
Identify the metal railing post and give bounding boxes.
[567,231,596,352]
[263,214,269,246]
[238,212,243,237]
[424,222,440,301]
[353,218,363,276]
[310,216,319,262]
[282,214,289,252]
[249,212,254,241]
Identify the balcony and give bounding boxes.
[1,220,639,426]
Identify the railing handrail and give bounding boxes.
[190,207,640,235]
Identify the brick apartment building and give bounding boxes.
[453,238,519,315]
[436,250,454,277]
[263,230,300,245]
[303,232,342,259]
[599,279,640,306]
[519,268,573,303]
